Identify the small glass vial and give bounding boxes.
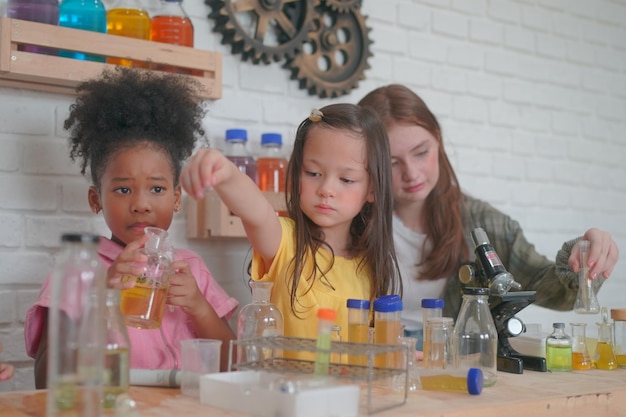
[573,240,600,314]
[569,322,591,370]
[314,308,336,376]
[611,308,626,368]
[453,287,497,387]
[347,298,370,365]
[103,289,131,409]
[546,322,572,371]
[594,307,618,370]
[330,325,342,364]
[373,295,403,369]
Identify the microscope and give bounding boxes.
[458,227,547,373]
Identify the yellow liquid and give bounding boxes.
[374,319,401,368]
[571,351,591,370]
[348,323,369,366]
[593,342,618,370]
[420,374,468,393]
[616,354,626,367]
[120,278,168,329]
[106,8,151,67]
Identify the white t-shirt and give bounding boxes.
[393,215,447,331]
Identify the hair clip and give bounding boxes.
[309,109,323,122]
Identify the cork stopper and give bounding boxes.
[610,308,626,321]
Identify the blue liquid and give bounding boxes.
[59,0,107,62]
[7,0,59,56]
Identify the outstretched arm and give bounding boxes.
[181,148,282,264]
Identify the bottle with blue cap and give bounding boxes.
[224,128,257,184]
[420,367,484,395]
[257,132,288,193]
[347,299,371,365]
[373,294,403,368]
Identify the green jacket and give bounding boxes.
[441,195,603,319]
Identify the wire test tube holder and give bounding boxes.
[228,336,409,415]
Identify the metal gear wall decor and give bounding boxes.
[207,0,321,64]
[206,0,373,98]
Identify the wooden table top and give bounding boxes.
[1,368,625,417]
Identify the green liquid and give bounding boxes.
[314,332,331,375]
[546,345,572,371]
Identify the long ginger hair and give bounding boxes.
[359,84,467,280]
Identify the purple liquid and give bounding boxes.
[227,156,258,185]
[7,0,59,56]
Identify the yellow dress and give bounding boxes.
[251,217,371,342]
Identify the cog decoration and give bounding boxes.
[207,0,373,98]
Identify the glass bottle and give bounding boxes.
[257,133,288,193]
[570,322,591,370]
[330,325,342,364]
[373,294,403,369]
[103,289,131,409]
[236,281,283,363]
[611,308,626,367]
[58,0,107,62]
[573,240,600,314]
[46,233,106,417]
[594,307,618,370]
[546,322,572,371]
[423,317,455,370]
[106,0,151,67]
[314,308,336,376]
[150,0,193,73]
[453,287,498,387]
[6,0,59,55]
[224,128,257,185]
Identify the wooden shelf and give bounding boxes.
[186,190,287,238]
[0,17,221,99]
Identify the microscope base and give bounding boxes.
[498,353,547,374]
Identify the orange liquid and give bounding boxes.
[107,8,151,67]
[593,342,618,370]
[348,323,369,366]
[120,279,168,329]
[374,319,402,368]
[257,157,288,216]
[571,352,591,370]
[151,15,195,74]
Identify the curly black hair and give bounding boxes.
[65,67,207,190]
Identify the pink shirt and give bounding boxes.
[24,237,238,370]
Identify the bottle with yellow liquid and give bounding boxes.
[593,307,618,370]
[570,323,591,370]
[611,308,626,367]
[106,0,151,67]
[346,298,370,366]
[420,367,483,395]
[373,295,403,369]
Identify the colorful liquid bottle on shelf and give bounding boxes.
[257,132,288,216]
[224,129,257,184]
[6,0,59,56]
[150,0,193,73]
[106,0,151,67]
[58,0,107,62]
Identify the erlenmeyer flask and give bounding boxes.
[570,323,591,370]
[573,240,600,314]
[594,307,618,370]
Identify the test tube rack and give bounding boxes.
[228,336,409,414]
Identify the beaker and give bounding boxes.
[573,240,600,314]
[570,323,591,370]
[393,336,419,392]
[593,307,618,370]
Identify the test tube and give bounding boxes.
[347,299,370,366]
[314,308,336,376]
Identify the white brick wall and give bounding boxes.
[1,0,625,392]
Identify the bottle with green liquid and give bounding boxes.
[546,322,572,371]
